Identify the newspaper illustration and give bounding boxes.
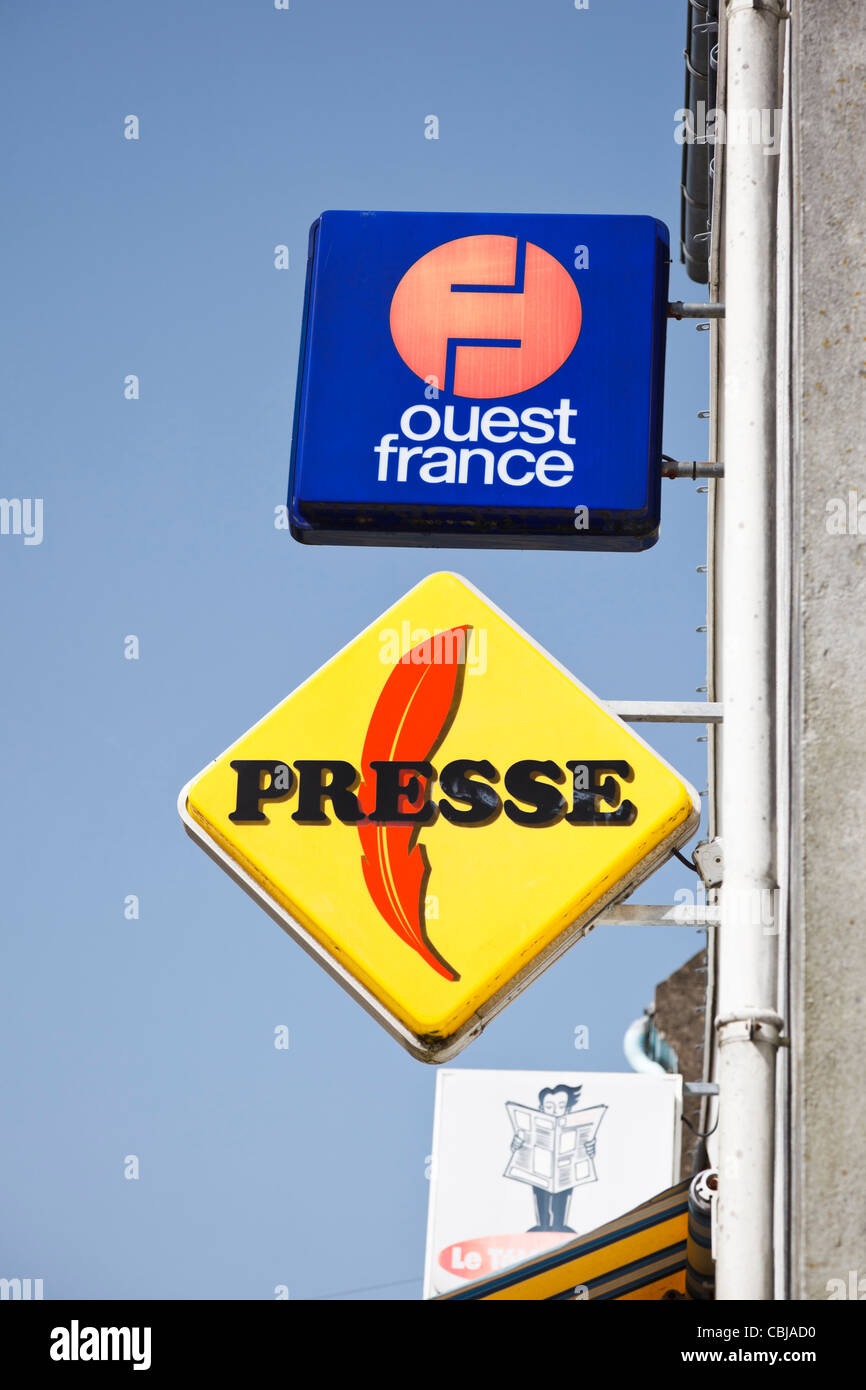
[504,1084,607,1233]
[505,1101,607,1193]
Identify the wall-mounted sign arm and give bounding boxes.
[684,1081,719,1097]
[661,457,724,479]
[608,700,723,723]
[668,300,726,319]
[596,904,720,928]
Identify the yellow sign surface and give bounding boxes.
[179,572,699,1060]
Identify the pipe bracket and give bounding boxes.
[715,1010,785,1047]
[726,1,790,17]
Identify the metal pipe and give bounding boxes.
[715,0,786,1301]
[668,301,727,319]
[662,459,725,478]
[598,904,720,928]
[623,1015,670,1074]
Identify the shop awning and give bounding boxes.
[434,1179,691,1301]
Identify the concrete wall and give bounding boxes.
[790,0,866,1301]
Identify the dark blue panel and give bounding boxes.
[289,212,669,551]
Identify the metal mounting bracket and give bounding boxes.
[596,903,720,928]
[693,838,724,890]
[716,1010,787,1048]
[607,701,723,724]
[662,458,724,480]
[668,301,726,320]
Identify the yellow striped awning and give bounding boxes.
[434,1179,690,1301]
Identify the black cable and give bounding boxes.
[674,848,699,874]
[682,1108,719,1141]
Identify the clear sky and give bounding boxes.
[1,0,710,1300]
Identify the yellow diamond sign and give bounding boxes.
[179,572,699,1061]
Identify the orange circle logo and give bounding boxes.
[389,234,582,400]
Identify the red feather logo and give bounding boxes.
[357,627,469,982]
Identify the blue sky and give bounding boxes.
[1,0,709,1300]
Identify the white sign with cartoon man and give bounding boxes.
[505,1084,607,1233]
[424,1070,682,1298]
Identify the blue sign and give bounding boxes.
[289,212,669,550]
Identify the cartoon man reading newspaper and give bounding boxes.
[505,1084,607,1234]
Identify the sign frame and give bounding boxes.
[288,210,671,552]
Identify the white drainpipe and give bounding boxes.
[715,0,787,1300]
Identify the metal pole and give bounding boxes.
[715,0,786,1300]
[668,301,727,319]
[661,459,725,479]
[607,700,723,723]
